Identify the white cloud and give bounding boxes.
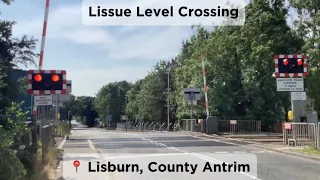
[13,3,192,61]
[10,2,193,96]
[13,4,115,45]
[105,26,191,60]
[68,66,151,96]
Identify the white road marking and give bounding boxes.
[104,153,189,160]
[57,136,67,149]
[187,133,238,145]
[232,151,247,154]
[251,151,265,153]
[127,133,262,180]
[186,133,273,153]
[87,139,110,180]
[87,139,96,150]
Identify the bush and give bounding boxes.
[0,102,59,180]
[0,102,29,180]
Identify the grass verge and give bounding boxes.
[295,146,320,156]
[24,142,63,180]
[56,123,71,137]
[26,141,63,180]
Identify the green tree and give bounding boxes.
[74,96,98,127]
[289,0,320,114]
[0,0,38,179]
[94,81,131,123]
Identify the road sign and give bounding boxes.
[230,120,237,124]
[274,54,307,77]
[291,92,306,100]
[184,88,201,101]
[52,80,72,103]
[121,115,127,120]
[67,80,72,93]
[34,95,52,106]
[284,122,291,130]
[105,115,112,122]
[276,78,304,91]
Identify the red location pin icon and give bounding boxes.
[73,160,80,173]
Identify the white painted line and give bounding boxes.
[132,135,262,180]
[57,136,66,149]
[170,146,260,179]
[187,133,239,145]
[105,153,189,160]
[188,133,275,153]
[251,151,265,153]
[87,139,96,150]
[215,151,229,153]
[233,151,247,154]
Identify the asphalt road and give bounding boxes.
[59,121,320,180]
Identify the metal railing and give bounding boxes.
[20,107,70,164]
[177,119,261,134]
[114,121,172,132]
[283,122,320,149]
[113,119,261,135]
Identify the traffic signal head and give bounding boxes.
[274,55,307,77]
[27,70,67,95]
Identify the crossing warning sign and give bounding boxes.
[34,95,53,106]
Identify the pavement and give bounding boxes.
[55,120,320,180]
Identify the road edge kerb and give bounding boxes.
[250,143,320,161]
[185,132,320,162]
[57,135,67,149]
[54,135,66,179]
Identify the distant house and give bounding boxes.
[12,69,32,119]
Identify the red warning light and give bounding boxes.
[34,74,42,82]
[52,75,59,82]
[297,59,303,65]
[283,59,289,65]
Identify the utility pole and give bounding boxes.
[167,67,170,130]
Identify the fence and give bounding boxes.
[178,119,261,134]
[283,122,320,149]
[113,121,171,132]
[20,106,70,164]
[113,119,261,134]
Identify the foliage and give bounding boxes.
[0,102,30,180]
[94,81,131,123]
[60,96,98,127]
[0,0,38,179]
[65,0,320,130]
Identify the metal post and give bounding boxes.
[190,91,194,119]
[55,95,58,134]
[30,95,39,158]
[167,68,170,130]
